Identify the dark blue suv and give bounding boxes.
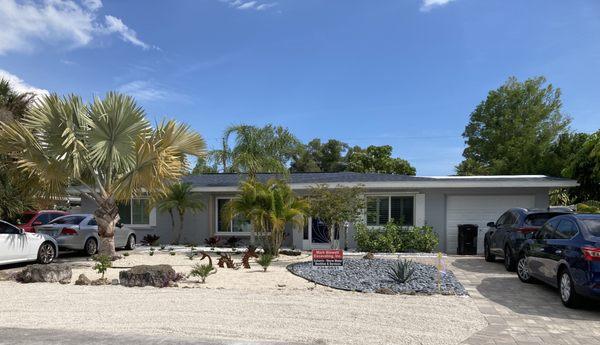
[516,214,600,307]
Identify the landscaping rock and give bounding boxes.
[75,274,91,286]
[288,258,468,295]
[16,264,72,284]
[119,264,179,288]
[91,278,109,286]
[111,279,119,285]
[279,249,302,256]
[363,252,375,260]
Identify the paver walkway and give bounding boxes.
[449,256,600,344]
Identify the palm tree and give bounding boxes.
[0,79,36,122]
[223,178,307,255]
[156,183,205,244]
[0,92,205,258]
[224,124,300,175]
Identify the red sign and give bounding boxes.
[312,249,343,269]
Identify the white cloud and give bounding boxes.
[0,0,154,55]
[0,69,49,98]
[104,15,151,50]
[116,80,169,102]
[421,0,456,11]
[220,0,277,11]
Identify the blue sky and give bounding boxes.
[1,0,599,175]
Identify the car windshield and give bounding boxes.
[50,216,86,225]
[582,219,600,237]
[524,213,562,227]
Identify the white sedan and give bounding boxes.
[0,220,58,265]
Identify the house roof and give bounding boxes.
[182,172,578,191]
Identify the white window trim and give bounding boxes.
[365,194,416,228]
[123,198,152,227]
[215,197,252,235]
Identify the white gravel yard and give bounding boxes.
[0,251,487,345]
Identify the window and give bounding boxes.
[35,214,51,224]
[118,198,150,225]
[556,220,578,239]
[525,213,559,227]
[0,222,20,234]
[216,198,252,233]
[50,215,86,225]
[366,196,414,226]
[539,219,560,239]
[582,219,600,237]
[88,218,97,226]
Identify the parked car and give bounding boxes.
[35,214,136,256]
[516,214,600,307]
[17,210,69,233]
[0,220,58,265]
[484,208,571,271]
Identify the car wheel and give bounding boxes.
[84,238,98,256]
[517,253,534,283]
[37,242,55,264]
[559,269,579,308]
[484,241,495,262]
[125,235,136,250]
[504,245,516,271]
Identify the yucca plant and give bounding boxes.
[189,263,216,283]
[387,259,416,283]
[257,253,273,272]
[0,92,205,258]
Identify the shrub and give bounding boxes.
[170,251,176,256]
[577,201,600,213]
[387,259,415,283]
[93,254,112,279]
[257,254,273,272]
[123,252,130,257]
[149,248,155,256]
[226,236,240,248]
[142,234,160,246]
[189,263,216,283]
[354,222,438,253]
[204,236,220,248]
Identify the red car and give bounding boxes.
[18,210,69,233]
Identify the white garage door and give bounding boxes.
[446,195,536,254]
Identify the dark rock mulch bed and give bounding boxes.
[287,258,468,295]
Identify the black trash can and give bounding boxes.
[457,224,478,255]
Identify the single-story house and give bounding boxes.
[79,172,578,254]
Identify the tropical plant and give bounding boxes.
[149,248,155,256]
[222,178,308,255]
[204,236,220,248]
[387,259,416,283]
[226,236,240,248]
[142,234,160,246]
[257,253,273,272]
[93,254,112,279]
[156,182,205,244]
[223,124,300,175]
[0,79,36,122]
[307,184,365,249]
[0,92,205,258]
[189,263,216,283]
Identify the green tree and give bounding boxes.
[156,183,205,244]
[224,124,301,175]
[457,76,571,175]
[563,130,600,202]
[0,79,38,219]
[191,155,218,174]
[0,92,205,257]
[307,184,366,250]
[223,178,308,255]
[291,139,348,173]
[346,145,416,175]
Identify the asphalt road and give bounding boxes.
[0,328,310,345]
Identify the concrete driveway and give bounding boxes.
[449,256,600,345]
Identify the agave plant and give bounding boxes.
[387,259,416,284]
[0,92,205,258]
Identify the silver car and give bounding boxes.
[35,214,136,256]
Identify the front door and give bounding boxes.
[311,218,329,245]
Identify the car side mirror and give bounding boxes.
[487,222,495,228]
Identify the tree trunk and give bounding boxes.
[329,223,337,249]
[168,209,175,243]
[177,210,185,245]
[94,197,120,259]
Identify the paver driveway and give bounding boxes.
[449,256,600,345]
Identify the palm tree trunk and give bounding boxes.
[94,197,120,259]
[177,210,185,244]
